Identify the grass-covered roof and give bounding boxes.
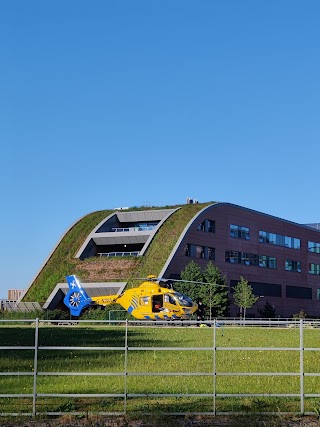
[23,202,214,303]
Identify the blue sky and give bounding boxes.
[1,0,319,299]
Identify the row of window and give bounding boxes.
[230,224,250,239]
[184,244,215,260]
[225,251,320,274]
[225,251,277,268]
[184,245,320,275]
[200,220,320,253]
[259,231,301,249]
[228,223,302,249]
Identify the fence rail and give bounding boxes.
[0,318,320,417]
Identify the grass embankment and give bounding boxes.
[22,202,213,304]
[1,324,320,415]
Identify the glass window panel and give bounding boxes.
[260,230,300,250]
[293,238,301,249]
[269,257,277,269]
[261,231,266,242]
[230,224,237,237]
[207,247,215,260]
[309,263,320,275]
[308,241,320,253]
[259,255,267,267]
[207,220,215,233]
[285,260,292,271]
[285,236,292,248]
[196,245,204,258]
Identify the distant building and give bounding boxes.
[8,289,24,301]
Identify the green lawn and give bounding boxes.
[0,323,320,415]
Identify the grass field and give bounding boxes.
[1,321,320,416]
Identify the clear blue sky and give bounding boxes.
[1,0,319,299]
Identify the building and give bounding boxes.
[24,202,320,318]
[8,289,24,301]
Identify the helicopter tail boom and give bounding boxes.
[91,294,120,306]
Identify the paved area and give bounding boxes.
[0,415,319,427]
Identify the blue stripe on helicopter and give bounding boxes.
[131,301,138,308]
[128,306,134,313]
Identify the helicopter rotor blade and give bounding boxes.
[75,275,228,287]
[155,278,228,287]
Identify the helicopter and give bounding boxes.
[63,274,198,320]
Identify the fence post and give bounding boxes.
[299,319,304,414]
[124,320,128,414]
[213,319,216,415]
[32,318,39,416]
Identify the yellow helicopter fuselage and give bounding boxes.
[91,280,197,320]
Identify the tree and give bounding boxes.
[233,276,258,320]
[180,260,203,282]
[203,261,229,317]
[177,260,205,302]
[178,261,229,318]
[258,301,276,319]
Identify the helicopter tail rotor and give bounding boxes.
[63,275,92,317]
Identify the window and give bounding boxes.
[285,260,301,273]
[207,247,215,260]
[286,286,312,299]
[164,294,176,305]
[259,255,277,269]
[230,224,250,239]
[317,289,320,301]
[196,245,204,259]
[309,263,320,275]
[230,280,282,297]
[308,241,320,254]
[207,220,215,233]
[259,255,267,267]
[241,253,258,266]
[259,231,300,249]
[197,219,215,233]
[197,222,205,231]
[293,238,300,249]
[140,296,150,305]
[184,244,215,260]
[225,250,240,264]
[225,251,275,268]
[269,257,277,269]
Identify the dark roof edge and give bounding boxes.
[213,202,320,233]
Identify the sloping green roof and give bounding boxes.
[23,202,214,303]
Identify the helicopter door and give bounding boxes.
[164,294,178,311]
[152,295,164,312]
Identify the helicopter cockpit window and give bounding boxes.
[164,294,177,305]
[140,296,150,305]
[173,292,193,307]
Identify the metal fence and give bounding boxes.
[0,318,320,417]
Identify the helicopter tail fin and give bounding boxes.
[63,275,92,317]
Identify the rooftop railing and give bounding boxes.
[98,251,139,257]
[111,226,156,232]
